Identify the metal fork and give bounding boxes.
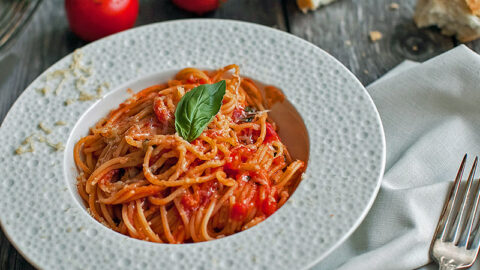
[0,0,42,51]
[431,154,480,269]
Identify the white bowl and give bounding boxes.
[0,19,385,270]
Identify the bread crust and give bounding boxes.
[414,0,480,42]
[297,0,314,12]
[466,0,480,16]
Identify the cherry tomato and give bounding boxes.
[197,180,219,206]
[185,74,210,84]
[230,202,247,221]
[153,97,173,127]
[224,146,253,177]
[263,122,279,144]
[65,0,139,41]
[172,0,224,14]
[181,193,198,214]
[261,195,277,217]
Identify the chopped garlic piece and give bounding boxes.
[55,121,67,126]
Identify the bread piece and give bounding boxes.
[414,0,480,42]
[297,0,337,13]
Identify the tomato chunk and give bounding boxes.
[232,107,246,123]
[153,97,172,127]
[99,169,119,185]
[224,146,253,177]
[181,193,198,214]
[261,195,277,217]
[263,122,279,144]
[231,202,248,221]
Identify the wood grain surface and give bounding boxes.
[0,0,477,269]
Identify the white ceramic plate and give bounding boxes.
[0,19,385,270]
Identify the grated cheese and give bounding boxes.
[55,75,69,95]
[37,135,46,143]
[65,99,75,106]
[75,77,87,90]
[16,134,36,155]
[176,86,185,100]
[15,145,34,155]
[22,134,35,145]
[38,122,52,134]
[78,91,96,101]
[96,85,104,97]
[39,86,50,96]
[17,49,107,155]
[46,140,65,151]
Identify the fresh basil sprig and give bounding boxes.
[175,80,226,142]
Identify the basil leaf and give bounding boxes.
[175,80,226,142]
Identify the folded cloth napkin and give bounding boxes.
[313,45,480,270]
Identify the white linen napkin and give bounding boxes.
[313,45,480,270]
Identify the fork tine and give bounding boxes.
[436,154,467,240]
[452,156,478,244]
[465,168,480,248]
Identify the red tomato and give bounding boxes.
[231,107,246,123]
[98,169,119,185]
[263,122,279,144]
[261,195,277,217]
[172,0,224,14]
[224,146,253,177]
[197,180,219,206]
[65,0,139,41]
[230,202,247,221]
[272,156,285,167]
[185,74,210,84]
[181,193,198,214]
[153,97,172,127]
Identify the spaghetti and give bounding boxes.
[74,65,306,243]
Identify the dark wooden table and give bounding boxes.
[1,0,478,268]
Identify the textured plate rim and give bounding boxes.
[0,19,386,270]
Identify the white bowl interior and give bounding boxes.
[63,70,310,213]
